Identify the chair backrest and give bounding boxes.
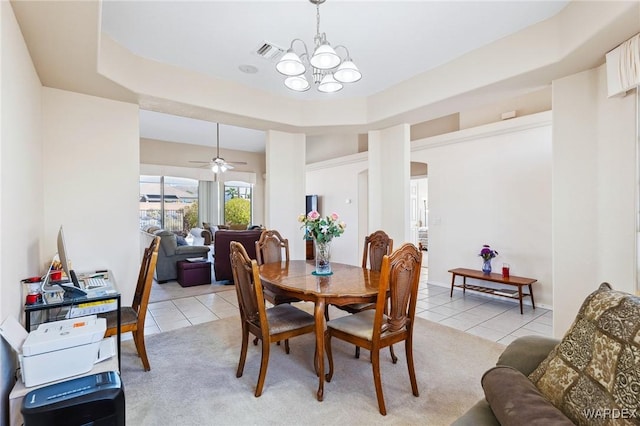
[362,230,393,272]
[230,241,268,337]
[132,236,161,323]
[373,243,422,338]
[255,229,290,265]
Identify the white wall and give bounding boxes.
[368,124,412,245]
[552,65,637,337]
[42,88,141,306]
[1,3,44,424]
[265,130,306,259]
[306,153,368,266]
[413,113,553,309]
[306,133,360,163]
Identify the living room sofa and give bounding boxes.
[213,229,262,282]
[154,230,210,283]
[454,282,640,425]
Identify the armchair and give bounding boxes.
[213,229,262,282]
[154,230,210,283]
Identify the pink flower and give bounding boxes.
[307,210,320,220]
[330,212,339,221]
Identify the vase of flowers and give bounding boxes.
[298,211,346,275]
[478,244,498,275]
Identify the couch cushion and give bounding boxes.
[528,282,640,424]
[482,366,573,425]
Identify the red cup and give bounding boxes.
[26,293,41,305]
[50,270,62,280]
[502,263,510,278]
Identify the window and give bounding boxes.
[139,175,199,232]
[224,181,252,227]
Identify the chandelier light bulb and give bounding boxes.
[318,73,343,93]
[276,50,306,76]
[284,75,311,91]
[310,42,341,70]
[334,60,362,83]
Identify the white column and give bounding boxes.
[368,124,411,245]
[265,130,306,259]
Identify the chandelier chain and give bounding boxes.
[316,3,321,38]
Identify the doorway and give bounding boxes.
[410,177,428,250]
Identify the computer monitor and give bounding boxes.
[57,226,71,282]
[55,226,86,297]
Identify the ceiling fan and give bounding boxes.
[189,123,247,173]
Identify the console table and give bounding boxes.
[448,268,537,314]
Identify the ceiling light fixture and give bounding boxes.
[276,0,361,94]
[211,123,232,174]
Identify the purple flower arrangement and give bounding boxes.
[478,244,498,261]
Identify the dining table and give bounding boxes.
[258,260,381,401]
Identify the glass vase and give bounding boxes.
[482,259,492,275]
[314,240,332,275]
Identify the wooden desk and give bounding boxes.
[259,260,380,401]
[448,268,537,314]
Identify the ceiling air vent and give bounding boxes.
[253,41,285,62]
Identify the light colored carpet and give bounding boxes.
[120,316,504,425]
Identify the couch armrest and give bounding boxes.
[497,335,560,376]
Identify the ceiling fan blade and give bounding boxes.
[189,160,211,164]
[228,161,248,165]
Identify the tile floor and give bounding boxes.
[141,267,553,346]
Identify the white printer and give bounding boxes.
[0,315,114,387]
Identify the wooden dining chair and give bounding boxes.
[324,243,422,415]
[255,229,300,306]
[331,230,393,358]
[230,241,316,397]
[102,235,160,371]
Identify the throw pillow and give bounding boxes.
[482,366,574,425]
[528,282,640,424]
[176,235,188,246]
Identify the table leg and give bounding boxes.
[450,273,456,297]
[462,277,467,294]
[313,299,325,402]
[518,286,524,314]
[529,284,536,309]
[117,296,121,371]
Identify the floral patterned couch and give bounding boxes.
[454,282,640,425]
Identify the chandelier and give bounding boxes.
[276,0,362,93]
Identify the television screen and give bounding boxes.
[306,195,318,214]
